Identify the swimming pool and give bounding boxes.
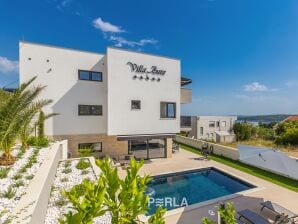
[147,167,255,215]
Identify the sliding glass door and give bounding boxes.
[129,138,166,160]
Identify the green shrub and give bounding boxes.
[275,127,298,146]
[19,166,27,173]
[63,161,71,168]
[12,173,22,180]
[73,183,86,196]
[78,148,93,157]
[16,149,25,159]
[25,161,34,169]
[1,186,16,199]
[55,197,68,208]
[25,174,34,180]
[0,168,10,179]
[62,168,72,174]
[76,159,90,170]
[60,177,68,182]
[233,123,253,141]
[27,136,49,148]
[81,170,89,175]
[13,180,24,188]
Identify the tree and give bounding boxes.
[60,157,166,224]
[275,121,298,146]
[256,127,274,140]
[0,77,51,165]
[36,110,58,138]
[233,123,253,141]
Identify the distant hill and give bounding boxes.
[237,114,290,123]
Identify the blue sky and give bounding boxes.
[0,0,298,115]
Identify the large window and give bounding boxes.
[160,102,176,118]
[222,121,227,127]
[131,100,141,110]
[78,105,102,116]
[78,70,102,82]
[78,142,102,152]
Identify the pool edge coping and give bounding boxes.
[139,165,265,221]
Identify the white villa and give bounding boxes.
[181,115,237,143]
[19,41,192,159]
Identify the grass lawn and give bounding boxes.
[178,142,298,192]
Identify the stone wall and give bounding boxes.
[52,134,128,158]
[175,135,240,160]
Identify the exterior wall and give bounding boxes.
[180,87,192,104]
[19,42,183,159]
[19,41,107,136]
[190,116,237,141]
[175,135,240,160]
[216,134,236,143]
[52,134,128,158]
[106,47,180,136]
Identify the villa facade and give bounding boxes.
[19,41,192,159]
[181,115,237,143]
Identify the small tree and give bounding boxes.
[0,77,52,165]
[233,123,253,141]
[60,158,166,224]
[36,110,58,138]
[37,110,45,138]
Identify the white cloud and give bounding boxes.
[93,17,124,33]
[243,82,268,92]
[92,17,158,49]
[109,35,158,47]
[0,56,19,74]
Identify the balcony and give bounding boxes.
[180,87,192,104]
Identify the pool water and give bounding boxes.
[147,167,254,215]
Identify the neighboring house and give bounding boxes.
[19,41,192,159]
[181,116,237,143]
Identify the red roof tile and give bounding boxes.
[285,115,298,121]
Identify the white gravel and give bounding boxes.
[0,144,50,223]
[44,159,112,224]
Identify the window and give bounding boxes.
[222,121,227,127]
[131,100,141,110]
[209,121,215,127]
[200,127,204,136]
[160,102,176,118]
[210,133,214,138]
[79,70,102,81]
[78,142,102,152]
[78,105,102,116]
[216,121,220,127]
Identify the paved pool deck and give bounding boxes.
[119,149,298,224]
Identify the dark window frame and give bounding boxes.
[78,105,103,116]
[209,121,215,127]
[78,70,103,82]
[131,100,141,110]
[160,102,176,119]
[78,142,102,152]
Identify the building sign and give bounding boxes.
[126,62,166,75]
